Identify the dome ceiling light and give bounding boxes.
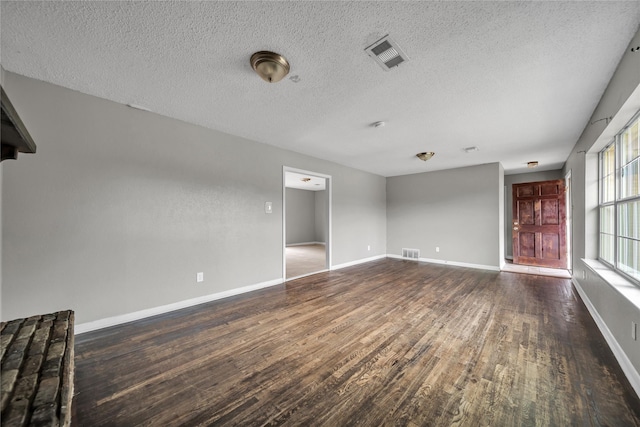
[250,51,290,83]
[416,152,435,161]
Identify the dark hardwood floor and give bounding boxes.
[73,258,640,426]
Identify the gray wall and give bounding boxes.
[504,169,564,258]
[1,72,387,324]
[387,163,503,268]
[285,188,316,245]
[0,67,5,308]
[563,27,640,374]
[314,190,326,243]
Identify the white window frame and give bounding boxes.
[598,111,640,285]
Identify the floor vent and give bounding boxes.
[402,248,420,260]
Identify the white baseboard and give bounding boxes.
[331,254,386,270]
[286,241,326,247]
[572,277,640,399]
[75,278,283,334]
[77,253,379,334]
[386,254,500,272]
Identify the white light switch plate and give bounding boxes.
[265,202,272,214]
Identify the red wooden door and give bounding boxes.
[512,179,567,268]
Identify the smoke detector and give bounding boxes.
[365,35,409,71]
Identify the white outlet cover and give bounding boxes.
[197,272,204,282]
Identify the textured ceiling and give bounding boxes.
[2,1,639,177]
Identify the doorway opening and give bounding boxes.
[283,167,331,280]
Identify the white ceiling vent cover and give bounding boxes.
[365,35,409,71]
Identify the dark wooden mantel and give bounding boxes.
[1,86,37,161]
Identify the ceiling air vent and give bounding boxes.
[365,35,409,71]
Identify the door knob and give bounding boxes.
[513,227,519,231]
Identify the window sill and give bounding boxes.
[581,258,640,310]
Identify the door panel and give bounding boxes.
[512,179,567,268]
[540,183,560,196]
[518,200,535,225]
[541,199,559,225]
[519,232,536,257]
[517,185,535,197]
[542,233,559,259]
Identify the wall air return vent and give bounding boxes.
[365,35,409,71]
[402,248,420,260]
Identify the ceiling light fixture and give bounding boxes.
[416,152,435,161]
[463,146,479,153]
[527,161,539,168]
[250,51,290,83]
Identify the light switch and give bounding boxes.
[265,202,273,214]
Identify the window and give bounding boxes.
[599,112,640,283]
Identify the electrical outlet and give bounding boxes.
[436,247,440,253]
[197,272,204,283]
[633,322,637,341]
